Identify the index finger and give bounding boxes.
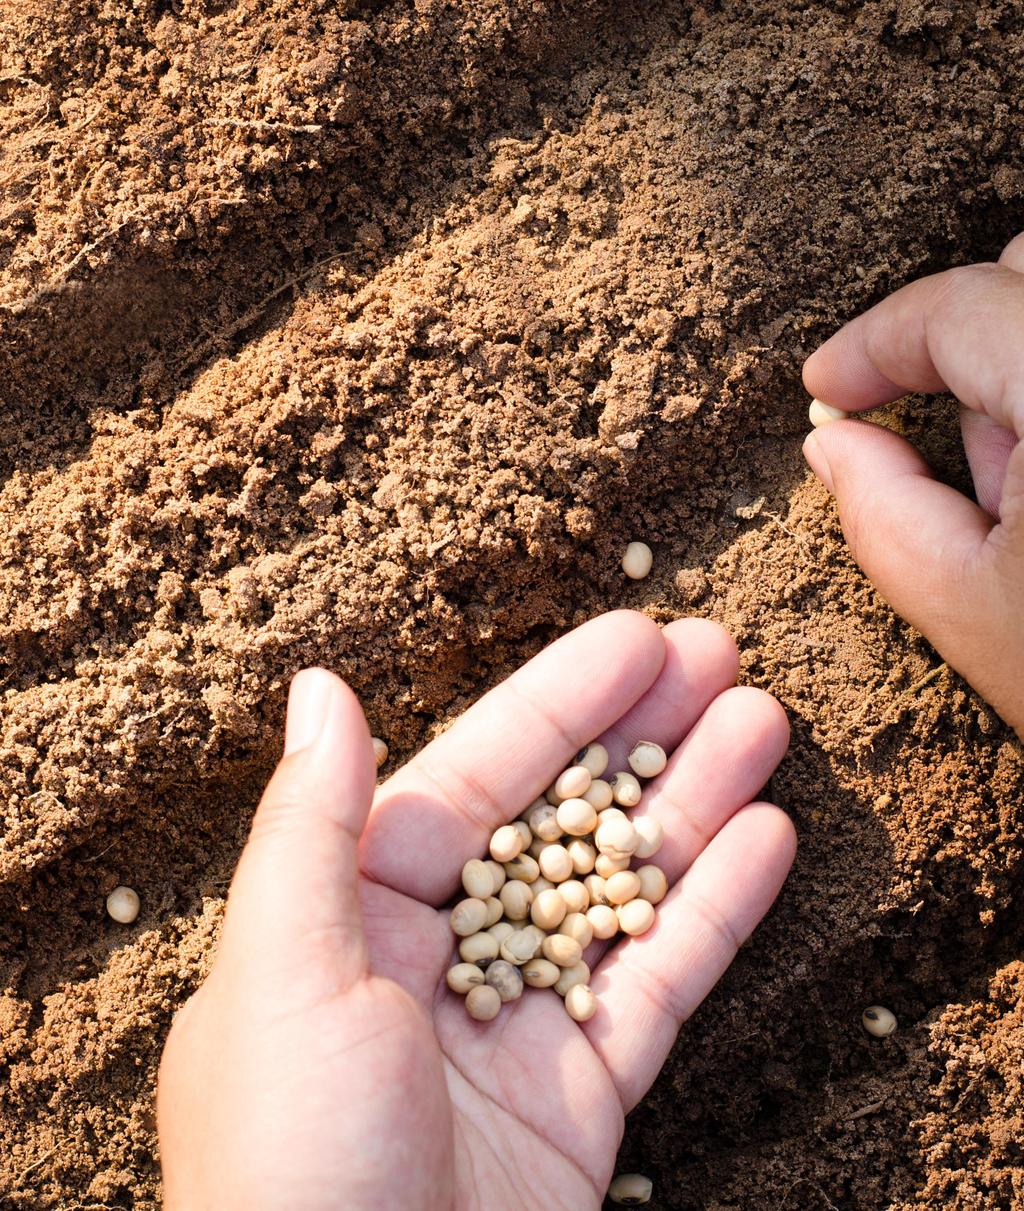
[360,611,665,905]
[803,262,1024,438]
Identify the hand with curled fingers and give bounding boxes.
[157,611,794,1210]
[803,232,1024,738]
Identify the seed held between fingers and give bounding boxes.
[466,984,502,1021]
[372,737,389,769]
[627,741,667,779]
[809,398,848,428]
[608,1173,654,1205]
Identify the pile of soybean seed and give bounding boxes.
[447,740,670,1023]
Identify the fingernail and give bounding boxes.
[284,669,335,756]
[802,431,835,494]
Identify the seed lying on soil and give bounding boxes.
[862,1005,897,1037]
[628,741,667,779]
[372,737,389,768]
[564,983,597,1022]
[809,398,848,428]
[106,886,140,924]
[466,984,502,1021]
[608,1173,654,1205]
[485,960,524,1002]
[622,541,653,580]
[447,963,486,994]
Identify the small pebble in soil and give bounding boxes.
[608,1172,654,1205]
[862,1005,898,1037]
[372,737,389,768]
[106,886,141,924]
[809,398,848,427]
[622,541,653,580]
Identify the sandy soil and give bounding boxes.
[2,0,1023,1206]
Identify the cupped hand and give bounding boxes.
[157,611,794,1210]
[803,232,1024,737]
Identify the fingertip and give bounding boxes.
[802,428,834,492]
[662,616,740,688]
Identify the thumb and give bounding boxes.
[217,668,378,997]
[803,419,1024,735]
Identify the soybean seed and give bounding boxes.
[372,737,389,768]
[605,870,642,905]
[542,934,583,967]
[505,853,540,883]
[556,797,599,837]
[564,983,597,1022]
[447,963,486,994]
[557,879,590,915]
[567,838,597,875]
[466,984,502,1021]
[485,860,506,894]
[622,541,653,580]
[501,929,542,965]
[490,825,523,863]
[862,1006,897,1038]
[499,880,534,921]
[595,816,640,857]
[636,864,668,905]
[544,781,562,806]
[462,858,494,899]
[586,903,620,939]
[809,398,848,428]
[633,816,664,859]
[595,852,631,878]
[609,771,643,807]
[513,820,533,849]
[559,912,594,949]
[617,898,656,936]
[531,888,568,931]
[628,741,667,779]
[583,874,610,905]
[554,960,591,997]
[459,931,500,964]
[531,875,556,895]
[575,742,609,778]
[555,764,592,800]
[539,843,574,883]
[583,778,613,811]
[483,896,504,927]
[485,959,524,1003]
[106,886,140,924]
[527,836,547,860]
[529,803,563,842]
[488,921,516,944]
[450,898,488,936]
[608,1173,654,1205]
[522,957,561,988]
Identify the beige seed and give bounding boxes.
[462,858,494,899]
[466,983,502,1021]
[628,741,667,779]
[529,803,563,842]
[583,778,614,811]
[559,912,594,949]
[538,844,574,883]
[450,898,488,937]
[513,820,533,849]
[542,934,583,968]
[567,839,597,876]
[499,880,534,921]
[587,903,619,939]
[446,963,486,994]
[609,771,643,807]
[862,1005,897,1038]
[522,957,561,988]
[555,764,592,800]
[490,825,523,863]
[556,797,599,837]
[636,865,668,905]
[458,932,499,964]
[531,888,568,931]
[554,960,591,997]
[523,923,547,948]
[564,983,597,1022]
[608,1173,654,1205]
[595,816,640,857]
[558,879,590,915]
[483,896,504,927]
[527,836,547,860]
[622,540,653,580]
[605,870,642,905]
[595,852,631,878]
[531,875,556,895]
[488,921,516,944]
[809,398,848,428]
[485,959,524,1003]
[372,737,389,768]
[617,898,656,936]
[584,874,610,906]
[106,886,141,924]
[484,859,506,894]
[501,929,542,965]
[505,853,540,883]
[633,816,664,860]
[544,781,562,807]
[575,742,609,778]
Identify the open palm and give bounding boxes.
[158,612,794,1210]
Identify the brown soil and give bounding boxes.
[2,0,1024,1206]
